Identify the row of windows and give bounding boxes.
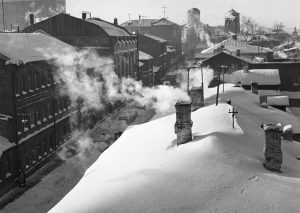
[115,52,137,79]
[17,96,70,134]
[14,70,53,95]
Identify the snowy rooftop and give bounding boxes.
[267,96,289,106]
[87,18,130,37]
[224,69,281,86]
[139,51,153,60]
[0,136,13,157]
[201,38,270,54]
[49,84,300,213]
[0,33,74,65]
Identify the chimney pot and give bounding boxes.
[29,13,34,25]
[82,12,87,20]
[263,123,283,172]
[250,81,258,95]
[114,18,118,26]
[174,101,193,145]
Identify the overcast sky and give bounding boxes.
[66,0,300,30]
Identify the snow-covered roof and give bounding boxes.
[224,69,281,86]
[142,33,167,43]
[0,136,13,157]
[267,96,289,106]
[258,90,281,96]
[0,33,74,65]
[139,51,153,60]
[49,84,300,213]
[201,38,270,54]
[87,18,130,37]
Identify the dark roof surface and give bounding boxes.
[87,18,130,37]
[121,18,179,27]
[142,33,167,43]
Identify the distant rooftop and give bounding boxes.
[87,18,130,37]
[121,18,179,27]
[141,33,167,43]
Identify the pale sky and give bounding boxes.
[66,0,300,29]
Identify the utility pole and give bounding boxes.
[220,65,227,93]
[1,0,5,32]
[162,6,167,19]
[229,108,238,128]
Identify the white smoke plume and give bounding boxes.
[40,47,190,164]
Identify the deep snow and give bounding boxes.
[49,84,300,213]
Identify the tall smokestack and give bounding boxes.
[174,101,193,145]
[29,14,34,25]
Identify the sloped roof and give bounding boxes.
[201,38,270,55]
[142,33,167,43]
[139,51,153,60]
[151,18,179,26]
[87,18,130,37]
[200,51,253,64]
[121,19,159,27]
[0,32,74,64]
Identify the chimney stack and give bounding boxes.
[259,95,268,108]
[250,81,258,95]
[114,18,118,26]
[29,14,34,25]
[82,12,87,20]
[263,123,283,172]
[236,49,240,57]
[174,101,193,145]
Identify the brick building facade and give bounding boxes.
[0,32,73,196]
[24,13,139,80]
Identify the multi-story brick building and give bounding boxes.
[0,32,74,195]
[24,13,139,80]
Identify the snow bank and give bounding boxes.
[49,85,300,213]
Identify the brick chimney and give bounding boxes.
[82,12,87,20]
[29,14,34,25]
[259,95,268,108]
[263,123,283,172]
[236,49,240,57]
[250,81,258,95]
[114,18,118,26]
[174,101,193,145]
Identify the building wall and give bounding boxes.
[24,14,139,80]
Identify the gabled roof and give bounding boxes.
[151,18,179,26]
[200,51,253,64]
[87,18,130,37]
[0,32,74,65]
[141,33,167,43]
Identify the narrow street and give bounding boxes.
[0,103,157,213]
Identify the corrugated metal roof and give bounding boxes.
[87,18,130,37]
[0,32,74,64]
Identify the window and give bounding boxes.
[293,78,300,86]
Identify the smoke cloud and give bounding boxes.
[40,47,191,164]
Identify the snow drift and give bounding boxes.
[49,84,300,213]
